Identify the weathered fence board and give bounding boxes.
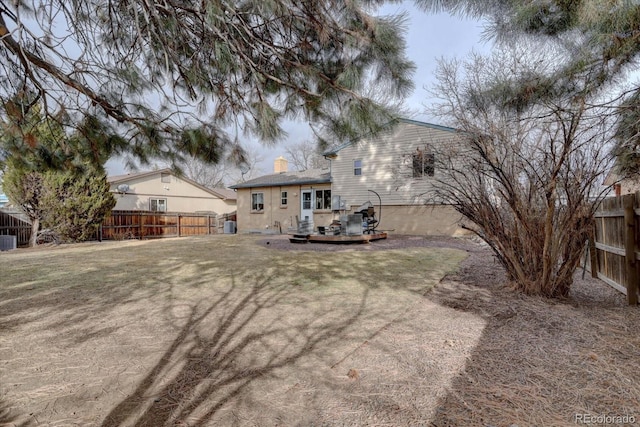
[0,209,31,247]
[101,211,235,240]
[0,210,236,246]
[592,193,640,304]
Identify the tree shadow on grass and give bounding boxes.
[100,270,370,427]
[0,245,166,336]
[1,237,466,425]
[0,398,32,427]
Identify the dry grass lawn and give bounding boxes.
[2,234,639,426]
[0,235,479,426]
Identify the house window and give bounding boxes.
[150,198,167,212]
[161,173,171,183]
[281,191,288,206]
[315,189,331,210]
[354,159,362,176]
[302,192,312,210]
[412,147,435,178]
[252,192,264,212]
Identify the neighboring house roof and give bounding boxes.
[107,168,236,200]
[603,168,618,186]
[0,207,31,224]
[323,118,458,156]
[229,168,331,189]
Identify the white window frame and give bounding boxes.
[412,147,435,178]
[150,198,167,212]
[315,189,331,210]
[280,190,288,207]
[251,192,264,212]
[354,159,362,176]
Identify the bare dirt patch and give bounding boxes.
[1,234,638,426]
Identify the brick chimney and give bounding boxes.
[274,156,288,173]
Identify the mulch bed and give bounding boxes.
[258,233,476,252]
[429,238,639,426]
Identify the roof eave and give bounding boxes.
[230,178,331,190]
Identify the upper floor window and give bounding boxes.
[281,191,288,206]
[354,159,362,176]
[251,192,264,212]
[412,147,434,178]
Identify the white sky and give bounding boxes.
[106,2,492,178]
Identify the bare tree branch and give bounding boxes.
[429,45,616,297]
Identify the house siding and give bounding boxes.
[377,205,469,236]
[235,184,333,233]
[330,121,460,208]
[110,173,236,214]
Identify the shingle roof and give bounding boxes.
[0,207,31,224]
[229,168,331,189]
[107,169,166,183]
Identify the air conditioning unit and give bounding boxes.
[223,221,236,234]
[0,235,17,251]
[332,195,347,211]
[345,214,364,235]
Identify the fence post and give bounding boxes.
[623,194,638,305]
[588,235,597,279]
[177,214,181,237]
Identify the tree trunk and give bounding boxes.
[29,217,39,248]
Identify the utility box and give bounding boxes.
[0,235,17,251]
[332,195,347,211]
[223,221,236,234]
[345,214,363,235]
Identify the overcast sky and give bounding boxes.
[106,2,492,178]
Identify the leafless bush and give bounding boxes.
[430,47,616,297]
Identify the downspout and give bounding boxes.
[368,189,382,232]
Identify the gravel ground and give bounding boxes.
[258,233,477,252]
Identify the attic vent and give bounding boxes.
[0,235,17,251]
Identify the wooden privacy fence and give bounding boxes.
[591,193,640,305]
[0,210,236,247]
[0,209,31,246]
[101,210,236,240]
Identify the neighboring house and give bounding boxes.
[0,193,8,208]
[230,157,332,233]
[0,207,32,247]
[603,168,640,197]
[231,119,467,236]
[108,168,236,214]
